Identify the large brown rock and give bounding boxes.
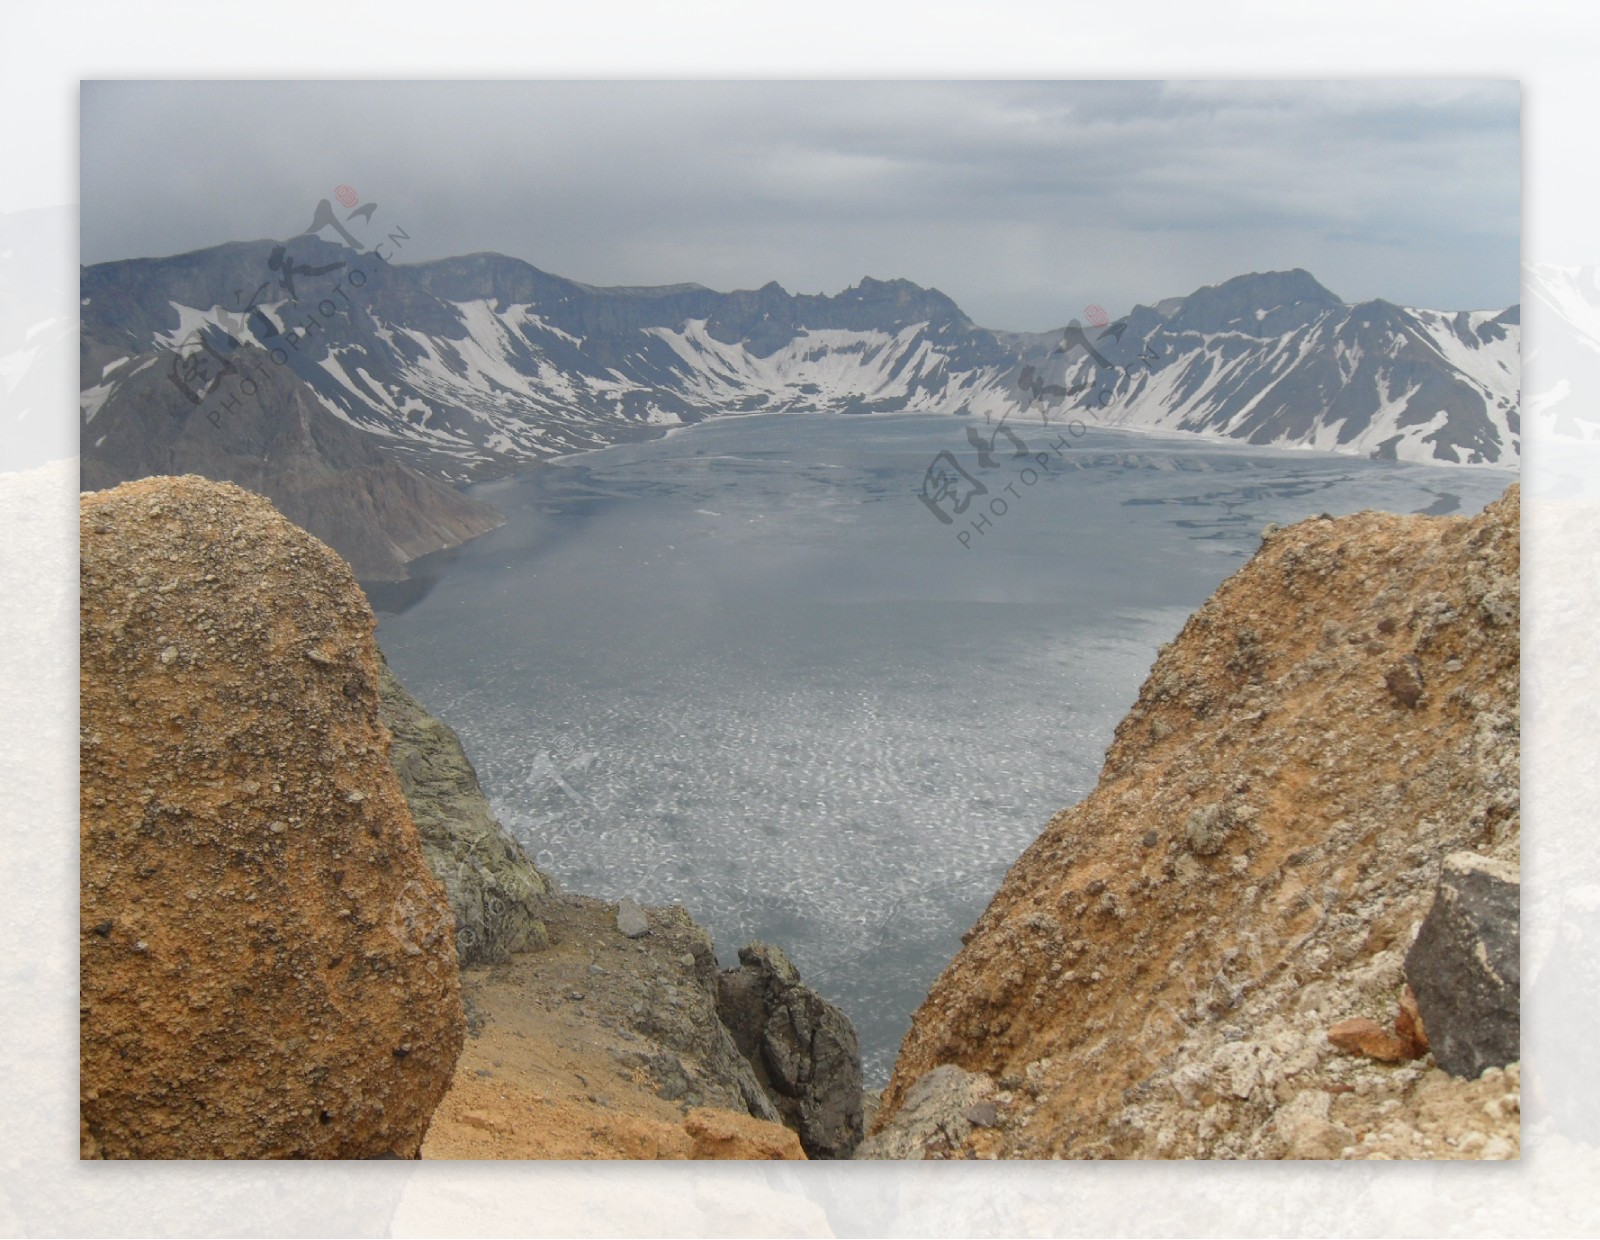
[80,475,465,1159]
[878,486,1520,1159]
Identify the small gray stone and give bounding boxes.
[1184,802,1234,856]
[616,898,649,939]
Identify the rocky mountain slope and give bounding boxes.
[79,475,465,1158]
[1051,270,1518,466]
[79,468,1520,1163]
[420,889,866,1159]
[870,485,1520,1159]
[83,241,1518,492]
[78,336,501,582]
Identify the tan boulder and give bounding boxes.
[80,475,464,1158]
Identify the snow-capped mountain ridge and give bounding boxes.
[81,245,1519,478]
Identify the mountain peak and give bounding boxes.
[1161,268,1343,337]
[835,276,970,328]
[80,243,1519,479]
[1209,268,1342,307]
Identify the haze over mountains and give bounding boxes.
[79,235,1520,578]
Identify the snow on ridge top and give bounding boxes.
[155,301,223,350]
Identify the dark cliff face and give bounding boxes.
[376,654,553,964]
[715,942,865,1158]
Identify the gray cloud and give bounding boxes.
[80,79,1518,331]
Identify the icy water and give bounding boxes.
[374,412,1514,1085]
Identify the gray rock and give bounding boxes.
[1385,656,1425,708]
[616,898,649,939]
[613,906,780,1125]
[377,655,552,965]
[1184,801,1234,856]
[716,941,864,1159]
[1404,852,1520,1078]
[854,1065,998,1160]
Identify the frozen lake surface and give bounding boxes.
[374,411,1515,1084]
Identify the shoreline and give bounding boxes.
[494,400,1529,478]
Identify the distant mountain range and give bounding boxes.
[79,237,1520,578]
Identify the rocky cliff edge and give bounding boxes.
[872,486,1520,1160]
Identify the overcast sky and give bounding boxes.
[80,79,1518,332]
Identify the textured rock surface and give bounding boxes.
[682,1108,806,1160]
[422,893,801,1158]
[717,942,865,1158]
[377,655,552,965]
[80,475,464,1158]
[1405,852,1521,1078]
[1327,1017,1416,1063]
[616,898,649,939]
[878,486,1520,1159]
[612,905,781,1124]
[854,1064,999,1160]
